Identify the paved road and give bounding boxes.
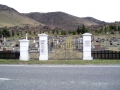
[0,65,120,90]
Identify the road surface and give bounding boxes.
[0,65,120,90]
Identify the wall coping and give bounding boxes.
[82,33,92,36]
[19,39,30,42]
[38,33,48,37]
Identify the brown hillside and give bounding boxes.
[25,12,106,30]
[0,4,43,28]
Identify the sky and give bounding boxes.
[0,0,120,22]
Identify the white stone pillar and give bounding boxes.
[82,33,93,60]
[19,39,29,61]
[38,33,48,60]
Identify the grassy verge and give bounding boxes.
[0,59,120,65]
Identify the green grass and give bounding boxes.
[0,59,120,65]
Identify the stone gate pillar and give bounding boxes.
[82,33,93,60]
[38,33,48,60]
[19,39,29,61]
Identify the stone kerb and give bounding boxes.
[82,33,93,60]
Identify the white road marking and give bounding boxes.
[0,78,12,81]
[0,64,120,67]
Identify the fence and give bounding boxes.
[92,50,120,59]
[0,51,20,59]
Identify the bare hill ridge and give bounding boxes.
[0,4,106,30]
[0,4,18,13]
[25,12,106,30]
[0,4,43,28]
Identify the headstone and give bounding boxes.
[3,48,6,51]
[35,43,38,48]
[56,39,59,44]
[75,39,78,44]
[0,42,1,49]
[107,32,109,35]
[3,37,6,43]
[91,45,95,49]
[80,37,83,43]
[49,42,53,51]
[110,43,113,46]
[94,45,101,50]
[33,40,36,43]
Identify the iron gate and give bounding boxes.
[29,42,39,60]
[28,38,83,60]
[48,42,83,60]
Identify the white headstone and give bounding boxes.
[56,39,59,44]
[33,40,36,43]
[3,37,6,43]
[35,43,38,47]
[80,37,83,43]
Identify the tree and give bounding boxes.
[76,26,81,35]
[72,31,76,35]
[48,30,50,34]
[81,24,87,34]
[12,30,15,36]
[85,28,88,33]
[17,32,19,36]
[2,28,10,37]
[61,30,66,35]
[109,24,116,31]
[118,26,120,31]
[56,30,59,34]
[94,29,99,34]
[104,26,107,33]
[34,31,36,35]
[0,30,2,38]
[28,31,31,35]
[25,31,27,33]
[99,28,103,33]
[52,29,55,34]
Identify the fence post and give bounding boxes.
[82,33,93,60]
[19,39,29,61]
[38,33,48,60]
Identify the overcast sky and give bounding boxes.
[1,0,120,22]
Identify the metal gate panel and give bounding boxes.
[29,51,39,60]
[48,42,83,60]
[29,43,39,60]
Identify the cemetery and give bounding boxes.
[0,31,120,60]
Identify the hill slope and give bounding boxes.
[83,17,106,25]
[0,4,43,28]
[25,12,106,30]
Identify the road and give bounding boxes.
[0,65,120,90]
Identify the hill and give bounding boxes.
[25,12,106,30]
[83,17,106,25]
[0,4,43,28]
[0,4,107,30]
